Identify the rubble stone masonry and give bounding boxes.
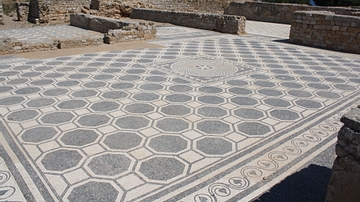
[130,8,246,35]
[224,1,360,24]
[0,0,4,25]
[70,13,156,43]
[326,106,360,202]
[289,11,360,54]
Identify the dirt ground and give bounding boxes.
[1,14,61,30]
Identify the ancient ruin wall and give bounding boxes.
[130,8,246,35]
[38,0,90,23]
[289,11,360,54]
[0,0,4,25]
[26,0,154,23]
[326,106,360,202]
[224,1,360,24]
[70,13,156,43]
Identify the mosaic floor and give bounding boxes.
[0,25,103,45]
[0,25,359,202]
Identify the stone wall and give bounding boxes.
[70,13,156,43]
[224,1,360,24]
[289,11,360,54]
[26,0,155,24]
[326,106,360,202]
[25,0,91,23]
[16,2,29,21]
[0,0,4,25]
[0,36,103,55]
[130,8,246,35]
[87,0,155,19]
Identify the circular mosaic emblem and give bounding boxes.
[171,59,238,77]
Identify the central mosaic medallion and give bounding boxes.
[156,56,256,83]
[171,59,238,77]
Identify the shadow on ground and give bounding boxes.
[253,164,331,202]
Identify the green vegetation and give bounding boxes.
[2,1,16,15]
[313,0,360,6]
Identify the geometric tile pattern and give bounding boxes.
[0,25,103,45]
[0,25,359,202]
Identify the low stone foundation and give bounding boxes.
[326,106,360,202]
[0,36,103,55]
[70,13,156,44]
[289,11,360,54]
[130,8,246,35]
[224,1,360,24]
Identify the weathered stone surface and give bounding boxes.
[130,9,246,35]
[0,0,5,25]
[326,155,360,202]
[70,13,156,43]
[289,11,360,54]
[90,0,100,10]
[340,108,360,132]
[224,1,360,24]
[326,107,360,202]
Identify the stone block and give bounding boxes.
[90,0,100,10]
[326,107,360,202]
[130,9,246,35]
